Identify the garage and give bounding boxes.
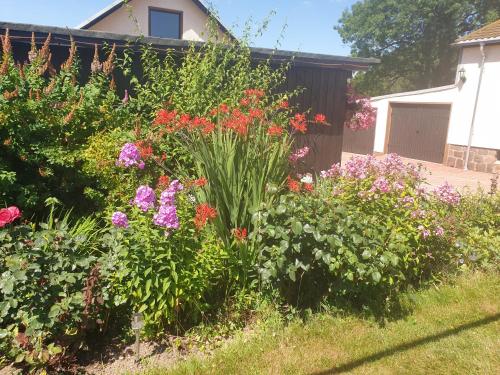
[387,103,451,163]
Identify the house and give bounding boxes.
[355,19,500,174]
[0,21,378,172]
[77,0,231,41]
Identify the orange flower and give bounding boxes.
[244,88,265,98]
[287,176,301,192]
[267,125,283,136]
[193,177,207,187]
[278,100,289,109]
[194,203,217,230]
[157,175,170,188]
[303,183,314,192]
[249,108,264,119]
[233,227,248,241]
[314,113,327,124]
[135,141,153,159]
[290,113,307,133]
[240,97,250,107]
[154,109,177,126]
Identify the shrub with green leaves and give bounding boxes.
[0,32,127,216]
[0,206,109,370]
[253,154,455,312]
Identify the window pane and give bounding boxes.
[150,10,181,39]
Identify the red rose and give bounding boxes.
[0,206,21,228]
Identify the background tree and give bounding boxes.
[336,0,500,96]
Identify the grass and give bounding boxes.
[140,272,499,375]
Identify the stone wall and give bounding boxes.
[446,144,500,173]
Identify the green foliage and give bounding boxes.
[337,0,500,95]
[253,156,453,311]
[0,34,127,216]
[101,194,228,337]
[0,206,109,370]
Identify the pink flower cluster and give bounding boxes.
[154,180,184,229]
[344,85,377,131]
[112,211,129,228]
[433,182,461,205]
[289,146,310,163]
[321,154,420,183]
[116,143,145,169]
[134,185,156,212]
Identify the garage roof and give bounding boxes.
[455,19,500,46]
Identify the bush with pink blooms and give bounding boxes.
[344,84,377,130]
[253,153,498,313]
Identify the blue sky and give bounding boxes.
[0,0,357,56]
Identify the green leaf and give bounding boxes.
[372,271,382,283]
[291,221,303,235]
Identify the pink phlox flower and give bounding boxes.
[289,146,310,163]
[433,182,460,205]
[370,176,391,193]
[320,163,341,179]
[117,143,145,169]
[111,211,129,228]
[133,185,156,211]
[153,204,179,229]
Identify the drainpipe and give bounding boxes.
[464,42,486,170]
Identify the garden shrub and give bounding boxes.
[0,205,110,370]
[253,154,457,312]
[104,148,230,336]
[0,32,127,217]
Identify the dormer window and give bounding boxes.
[148,7,182,39]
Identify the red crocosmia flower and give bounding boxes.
[239,98,250,107]
[314,113,327,124]
[287,176,301,193]
[219,103,229,114]
[249,108,264,119]
[135,141,153,159]
[244,89,265,98]
[194,203,217,230]
[157,175,170,188]
[290,113,307,133]
[179,113,191,127]
[0,206,21,228]
[303,183,314,192]
[193,177,208,187]
[267,125,283,136]
[278,100,289,109]
[233,227,248,241]
[154,109,177,126]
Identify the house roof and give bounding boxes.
[76,0,234,38]
[0,21,379,71]
[455,19,500,46]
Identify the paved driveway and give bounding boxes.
[342,152,497,192]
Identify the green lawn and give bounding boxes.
[142,272,499,375]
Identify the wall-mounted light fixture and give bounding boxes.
[458,67,466,83]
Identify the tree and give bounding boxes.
[336,0,500,96]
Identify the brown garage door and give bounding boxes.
[342,126,376,154]
[388,103,451,163]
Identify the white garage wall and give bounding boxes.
[371,86,456,153]
[370,42,500,154]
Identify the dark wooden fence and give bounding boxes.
[2,22,378,170]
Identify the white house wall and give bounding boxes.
[86,0,223,41]
[371,87,456,153]
[449,44,500,150]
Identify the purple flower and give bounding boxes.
[418,225,431,238]
[370,176,391,193]
[133,185,156,211]
[320,163,341,179]
[289,146,310,163]
[116,143,144,169]
[111,211,129,228]
[153,205,179,229]
[159,180,184,206]
[433,182,460,205]
[434,226,444,236]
